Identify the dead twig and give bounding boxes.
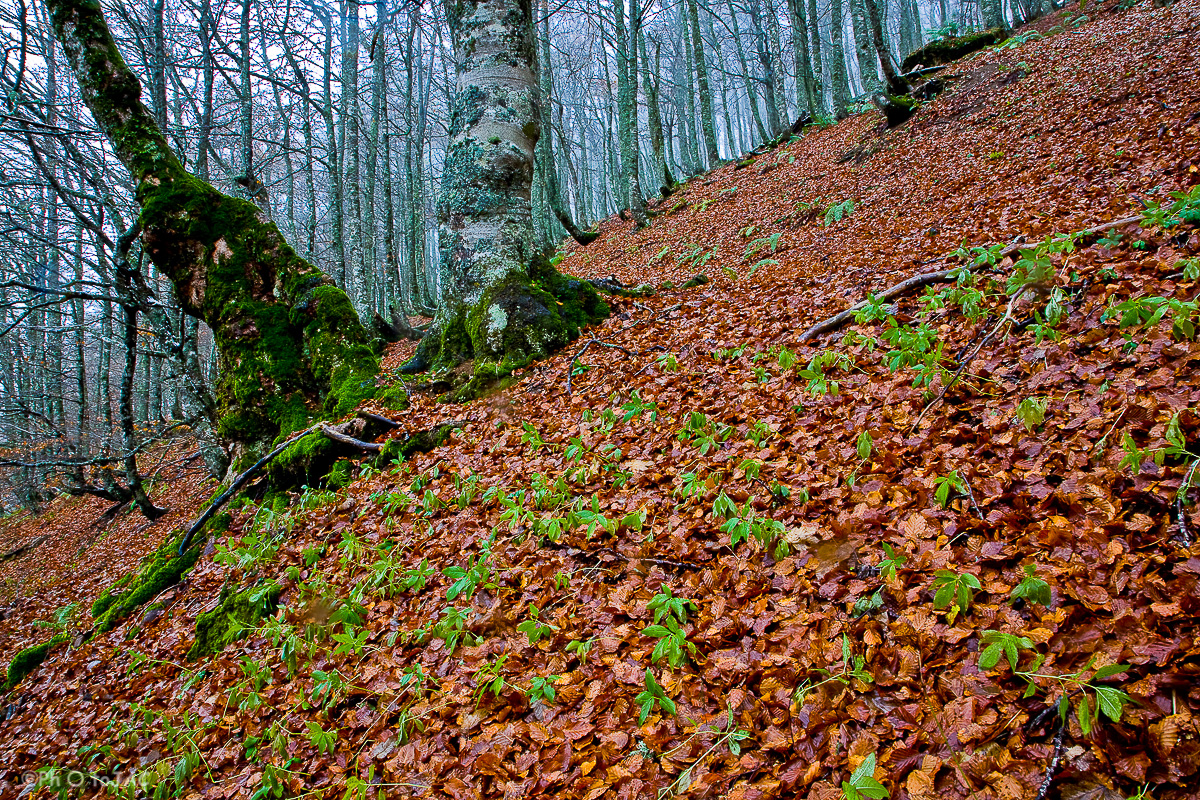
[1035,721,1068,800]
[800,215,1142,342]
[178,424,322,554]
[1176,458,1198,546]
[319,423,383,452]
[566,303,685,393]
[912,287,1029,430]
[357,410,402,429]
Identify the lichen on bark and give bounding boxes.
[402,0,606,388]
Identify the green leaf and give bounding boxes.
[1094,685,1129,722]
[1078,693,1093,736]
[849,752,876,784]
[979,642,1001,671]
[1093,663,1130,680]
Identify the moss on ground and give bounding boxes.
[91,531,208,633]
[5,633,69,690]
[186,581,281,660]
[373,422,460,469]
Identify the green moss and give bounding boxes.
[5,634,68,690]
[186,581,281,660]
[372,421,461,468]
[93,534,203,633]
[901,28,1005,72]
[881,94,920,127]
[376,383,409,411]
[682,273,710,289]
[91,571,135,619]
[267,429,335,489]
[417,253,607,395]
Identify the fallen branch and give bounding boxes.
[1176,458,1198,547]
[358,410,402,429]
[0,535,47,564]
[1036,721,1068,800]
[799,215,1142,342]
[177,418,465,554]
[566,338,635,394]
[178,424,322,554]
[912,287,1030,429]
[319,423,383,452]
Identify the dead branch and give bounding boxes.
[912,287,1030,429]
[1176,458,1198,547]
[0,535,47,564]
[799,215,1142,342]
[1035,721,1068,800]
[178,424,322,554]
[319,423,383,452]
[357,411,402,429]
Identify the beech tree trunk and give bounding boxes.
[687,0,720,165]
[47,0,379,467]
[401,0,605,387]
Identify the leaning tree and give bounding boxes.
[45,0,380,468]
[400,0,607,386]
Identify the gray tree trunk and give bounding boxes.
[687,0,721,164]
[787,0,818,118]
[829,0,851,114]
[401,0,605,386]
[727,0,769,144]
[850,0,882,95]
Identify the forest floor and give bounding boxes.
[3,2,1200,798]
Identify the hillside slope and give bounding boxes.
[3,2,1200,798]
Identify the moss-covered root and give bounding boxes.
[187,582,281,660]
[874,92,920,127]
[373,421,462,468]
[900,27,1005,72]
[5,634,68,690]
[401,256,608,397]
[91,534,205,633]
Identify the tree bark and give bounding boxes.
[829,0,852,114]
[538,3,598,245]
[850,0,881,95]
[787,0,819,119]
[614,0,650,227]
[687,0,720,165]
[639,33,673,193]
[401,0,605,386]
[47,0,379,465]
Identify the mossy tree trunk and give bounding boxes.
[403,0,605,382]
[47,0,379,467]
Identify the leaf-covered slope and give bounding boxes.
[3,3,1200,799]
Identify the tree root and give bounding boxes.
[799,215,1142,342]
[319,423,383,452]
[179,424,322,553]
